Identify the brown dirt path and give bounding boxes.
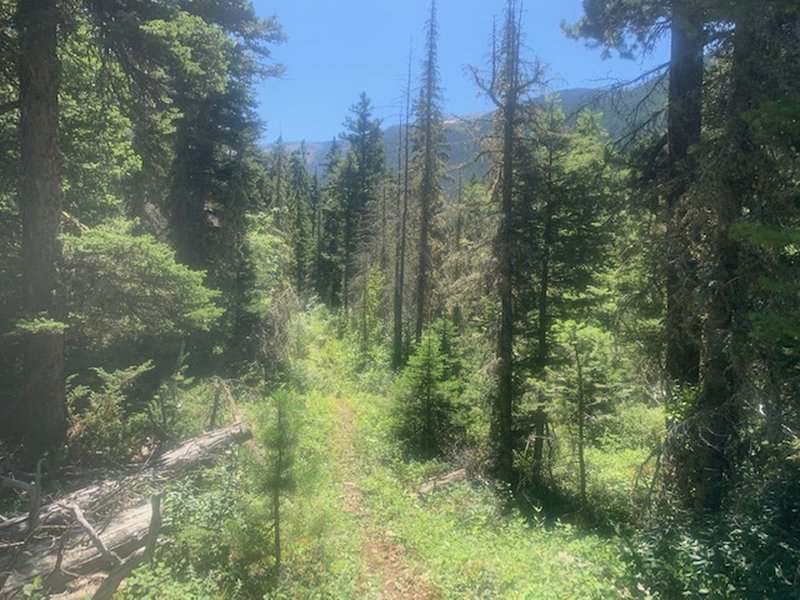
[334,399,437,599]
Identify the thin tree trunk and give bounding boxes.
[17,0,66,457]
[573,335,587,507]
[273,402,283,573]
[393,65,411,368]
[414,0,441,343]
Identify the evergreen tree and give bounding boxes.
[287,144,313,294]
[392,49,414,368]
[15,0,66,456]
[396,319,462,458]
[2,0,282,456]
[315,140,346,306]
[341,93,385,316]
[411,0,448,342]
[568,0,706,388]
[471,0,542,482]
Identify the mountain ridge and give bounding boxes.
[271,81,666,185]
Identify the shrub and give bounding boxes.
[67,361,153,464]
[395,322,464,459]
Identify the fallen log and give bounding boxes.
[0,422,251,598]
[415,468,468,496]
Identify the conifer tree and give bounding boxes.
[568,0,706,386]
[340,94,385,314]
[411,0,447,342]
[4,0,282,455]
[287,144,313,294]
[393,49,413,368]
[472,0,542,482]
[15,0,66,455]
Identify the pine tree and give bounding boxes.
[471,0,542,482]
[287,144,314,294]
[340,93,385,315]
[411,0,447,342]
[393,48,414,368]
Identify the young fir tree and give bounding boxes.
[396,319,462,459]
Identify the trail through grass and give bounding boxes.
[277,311,637,598]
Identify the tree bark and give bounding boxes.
[393,56,412,369]
[664,2,704,387]
[691,11,757,513]
[17,0,66,457]
[494,10,519,484]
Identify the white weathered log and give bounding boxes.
[0,422,251,598]
[415,468,468,495]
[92,494,161,600]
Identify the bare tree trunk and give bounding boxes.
[413,0,443,343]
[664,2,704,387]
[17,0,66,458]
[493,2,522,484]
[573,336,587,507]
[393,54,412,368]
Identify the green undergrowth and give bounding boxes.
[124,308,655,598]
[124,309,369,598]
[296,310,641,599]
[353,391,636,598]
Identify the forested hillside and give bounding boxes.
[1,0,799,598]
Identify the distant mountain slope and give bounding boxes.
[276,80,667,188]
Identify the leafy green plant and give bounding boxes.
[67,361,153,464]
[61,218,223,348]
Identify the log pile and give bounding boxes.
[0,422,251,598]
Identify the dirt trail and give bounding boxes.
[334,400,437,599]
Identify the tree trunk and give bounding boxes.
[495,47,518,485]
[17,0,66,458]
[392,120,410,368]
[664,2,704,387]
[573,335,587,508]
[691,11,757,513]
[414,0,441,343]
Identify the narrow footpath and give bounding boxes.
[333,398,437,599]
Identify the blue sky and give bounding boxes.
[252,0,668,143]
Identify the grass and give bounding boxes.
[290,310,639,599]
[126,308,654,598]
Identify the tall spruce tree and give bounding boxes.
[411,0,447,342]
[471,0,542,482]
[339,93,385,314]
[393,49,413,368]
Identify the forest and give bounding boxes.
[1,0,799,597]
